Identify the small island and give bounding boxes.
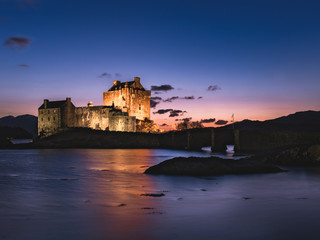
[144,156,284,176]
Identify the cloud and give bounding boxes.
[4,36,31,49]
[151,84,174,92]
[169,110,187,117]
[98,72,112,78]
[153,109,186,117]
[160,123,168,126]
[183,96,195,100]
[163,96,195,102]
[207,85,221,91]
[150,99,161,108]
[151,96,162,101]
[163,96,179,102]
[198,96,203,99]
[17,64,30,68]
[215,120,228,125]
[200,118,216,123]
[115,73,121,77]
[175,117,192,122]
[153,109,173,115]
[150,97,162,108]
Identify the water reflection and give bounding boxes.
[202,145,245,159]
[11,139,33,144]
[226,145,235,157]
[1,149,320,240]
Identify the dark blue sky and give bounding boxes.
[1,0,320,127]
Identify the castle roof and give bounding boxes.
[108,80,145,91]
[38,100,67,109]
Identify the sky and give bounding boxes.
[1,0,320,129]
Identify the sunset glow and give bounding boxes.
[0,0,319,128]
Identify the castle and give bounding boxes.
[38,77,151,137]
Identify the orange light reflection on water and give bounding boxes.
[78,149,162,239]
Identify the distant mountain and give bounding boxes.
[0,126,33,139]
[0,114,38,136]
[222,110,320,131]
[267,110,320,126]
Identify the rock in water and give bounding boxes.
[144,156,283,176]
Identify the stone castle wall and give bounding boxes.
[61,99,75,128]
[39,102,136,137]
[74,106,135,132]
[38,108,61,137]
[74,106,111,130]
[109,115,136,132]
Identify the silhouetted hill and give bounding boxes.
[268,110,320,126]
[222,110,320,131]
[0,114,37,136]
[0,126,33,139]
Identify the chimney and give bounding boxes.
[113,80,120,86]
[44,99,49,109]
[134,77,140,84]
[66,97,71,103]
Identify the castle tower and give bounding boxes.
[38,97,75,137]
[103,77,151,120]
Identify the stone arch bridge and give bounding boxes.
[158,128,320,153]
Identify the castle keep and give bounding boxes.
[38,77,150,137]
[103,77,151,120]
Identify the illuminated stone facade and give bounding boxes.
[103,77,151,120]
[38,98,75,137]
[38,77,151,137]
[74,106,112,130]
[38,99,136,137]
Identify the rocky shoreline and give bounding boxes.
[248,144,320,166]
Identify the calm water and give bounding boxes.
[1,149,320,240]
